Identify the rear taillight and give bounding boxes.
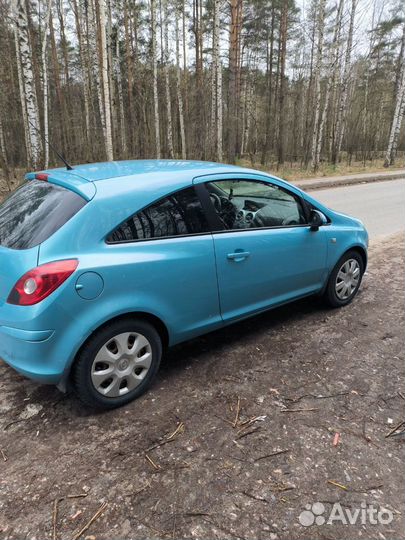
[7,259,78,306]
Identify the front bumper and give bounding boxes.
[0,325,63,384]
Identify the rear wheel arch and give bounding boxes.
[85,311,170,350]
[60,311,169,393]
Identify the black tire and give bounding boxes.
[324,250,364,308]
[72,318,162,409]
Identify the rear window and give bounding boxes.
[0,180,86,250]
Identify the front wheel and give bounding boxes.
[324,251,364,308]
[72,318,162,409]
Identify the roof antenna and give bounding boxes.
[27,119,73,170]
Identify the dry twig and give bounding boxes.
[71,502,108,540]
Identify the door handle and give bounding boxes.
[227,250,250,262]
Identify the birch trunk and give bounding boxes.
[175,3,186,159]
[0,112,11,190]
[163,0,174,158]
[115,34,127,156]
[212,0,222,161]
[333,0,357,164]
[41,0,52,169]
[98,0,114,160]
[314,0,344,170]
[72,0,91,154]
[277,0,288,166]
[14,0,42,168]
[151,0,161,158]
[310,0,327,171]
[384,65,405,167]
[14,22,31,162]
[89,0,105,150]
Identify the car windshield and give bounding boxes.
[0,180,86,250]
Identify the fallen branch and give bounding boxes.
[254,449,289,462]
[71,502,108,540]
[235,426,261,440]
[232,397,241,428]
[385,420,405,438]
[281,408,319,413]
[145,453,160,470]
[327,480,348,491]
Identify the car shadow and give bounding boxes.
[159,294,326,377]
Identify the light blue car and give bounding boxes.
[0,160,368,408]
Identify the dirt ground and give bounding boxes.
[0,234,404,540]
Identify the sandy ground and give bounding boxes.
[0,234,404,540]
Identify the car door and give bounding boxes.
[195,175,328,322]
[105,186,222,343]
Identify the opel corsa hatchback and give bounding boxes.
[0,160,368,408]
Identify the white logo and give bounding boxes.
[298,501,393,527]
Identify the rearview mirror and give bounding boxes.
[309,209,327,231]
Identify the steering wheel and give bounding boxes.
[209,192,222,213]
[281,216,299,226]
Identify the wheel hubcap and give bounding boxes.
[335,258,361,300]
[91,332,152,398]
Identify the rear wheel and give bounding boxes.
[72,318,162,409]
[324,251,364,308]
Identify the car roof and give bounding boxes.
[41,160,245,182]
[26,159,296,203]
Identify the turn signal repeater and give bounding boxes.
[7,260,78,306]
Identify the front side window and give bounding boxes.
[205,179,307,231]
[107,186,210,243]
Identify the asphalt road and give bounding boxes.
[311,178,405,240]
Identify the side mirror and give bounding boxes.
[309,209,327,231]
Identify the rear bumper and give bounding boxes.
[0,325,63,384]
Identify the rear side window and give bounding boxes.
[107,186,209,243]
[0,180,86,250]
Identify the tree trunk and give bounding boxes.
[41,0,52,169]
[151,0,161,158]
[98,0,113,160]
[332,0,357,164]
[277,1,288,166]
[115,32,127,156]
[213,0,222,161]
[14,0,42,168]
[261,6,275,165]
[309,0,327,170]
[175,2,186,159]
[0,110,11,190]
[313,0,344,171]
[163,0,174,158]
[14,20,31,162]
[384,64,405,167]
[123,1,134,151]
[72,0,91,156]
[228,0,243,163]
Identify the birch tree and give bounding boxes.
[310,0,327,171]
[115,32,128,156]
[211,0,222,161]
[41,0,52,169]
[332,0,357,164]
[384,55,405,167]
[313,0,344,170]
[14,0,42,168]
[162,0,174,158]
[98,0,114,160]
[151,0,161,158]
[175,1,186,159]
